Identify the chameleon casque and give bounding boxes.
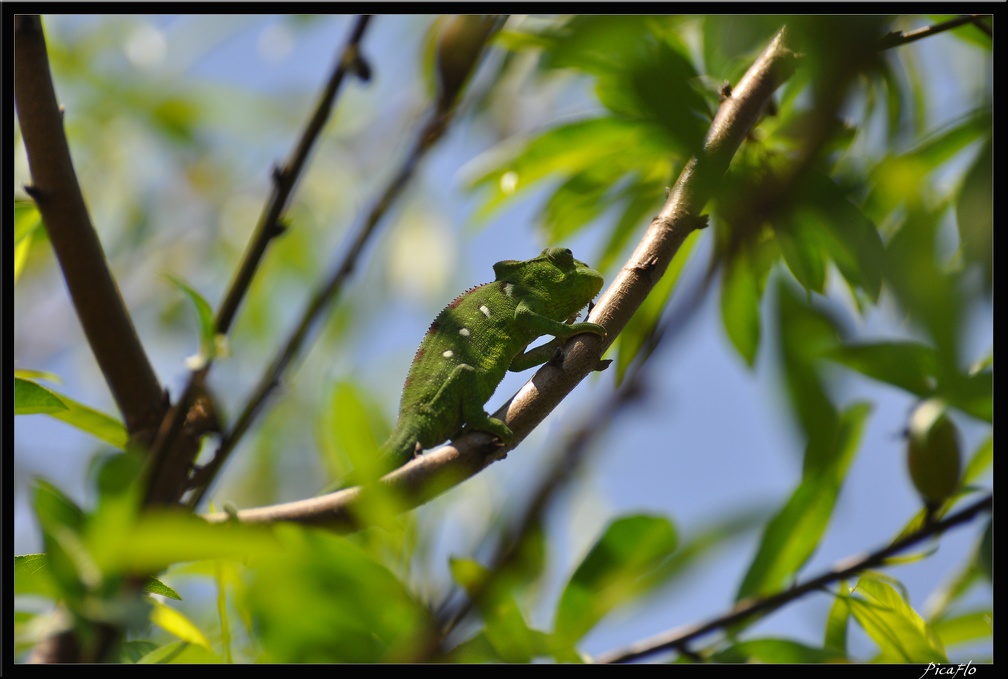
[374,247,606,478]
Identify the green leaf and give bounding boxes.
[14,377,67,415]
[247,525,433,663]
[955,137,992,286]
[14,553,61,599]
[137,641,222,664]
[32,480,95,602]
[720,249,764,368]
[14,200,42,283]
[91,511,280,575]
[318,380,389,486]
[711,638,847,663]
[960,432,993,488]
[826,340,938,395]
[145,577,182,600]
[151,599,211,648]
[15,376,128,449]
[554,514,677,647]
[467,117,648,221]
[165,273,219,368]
[775,282,843,458]
[539,168,612,242]
[845,573,948,663]
[448,557,547,662]
[737,403,871,601]
[975,517,992,583]
[776,214,827,294]
[120,640,160,663]
[932,610,992,649]
[824,583,850,655]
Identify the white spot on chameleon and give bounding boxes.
[442,350,454,358]
[459,328,470,337]
[503,283,514,297]
[480,305,491,318]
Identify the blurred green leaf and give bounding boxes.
[14,200,42,283]
[975,517,992,583]
[712,638,847,663]
[246,525,433,662]
[318,380,389,485]
[827,341,938,395]
[15,376,128,449]
[151,599,211,648]
[554,514,677,647]
[720,248,766,368]
[824,583,851,655]
[776,281,842,457]
[468,117,649,221]
[959,137,991,286]
[884,210,962,367]
[845,572,947,663]
[800,172,884,302]
[14,552,179,600]
[932,610,992,649]
[776,213,827,293]
[137,641,222,664]
[737,403,870,601]
[120,640,160,663]
[448,557,548,662]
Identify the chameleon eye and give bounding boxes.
[546,247,574,268]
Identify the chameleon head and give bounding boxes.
[493,247,603,320]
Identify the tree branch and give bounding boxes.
[597,493,992,663]
[14,15,165,444]
[199,27,798,528]
[876,14,992,50]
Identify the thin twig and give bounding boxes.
[597,493,992,663]
[145,15,373,506]
[199,27,798,529]
[188,16,504,509]
[876,14,991,50]
[14,15,165,444]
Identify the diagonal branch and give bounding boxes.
[199,27,798,529]
[14,15,165,444]
[144,16,374,506]
[597,493,992,663]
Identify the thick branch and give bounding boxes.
[200,27,797,528]
[14,15,164,442]
[597,493,993,663]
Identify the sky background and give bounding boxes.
[13,14,992,662]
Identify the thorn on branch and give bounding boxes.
[344,45,372,82]
[22,184,43,201]
[271,163,289,185]
[272,218,290,238]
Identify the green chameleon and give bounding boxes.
[371,247,606,480]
